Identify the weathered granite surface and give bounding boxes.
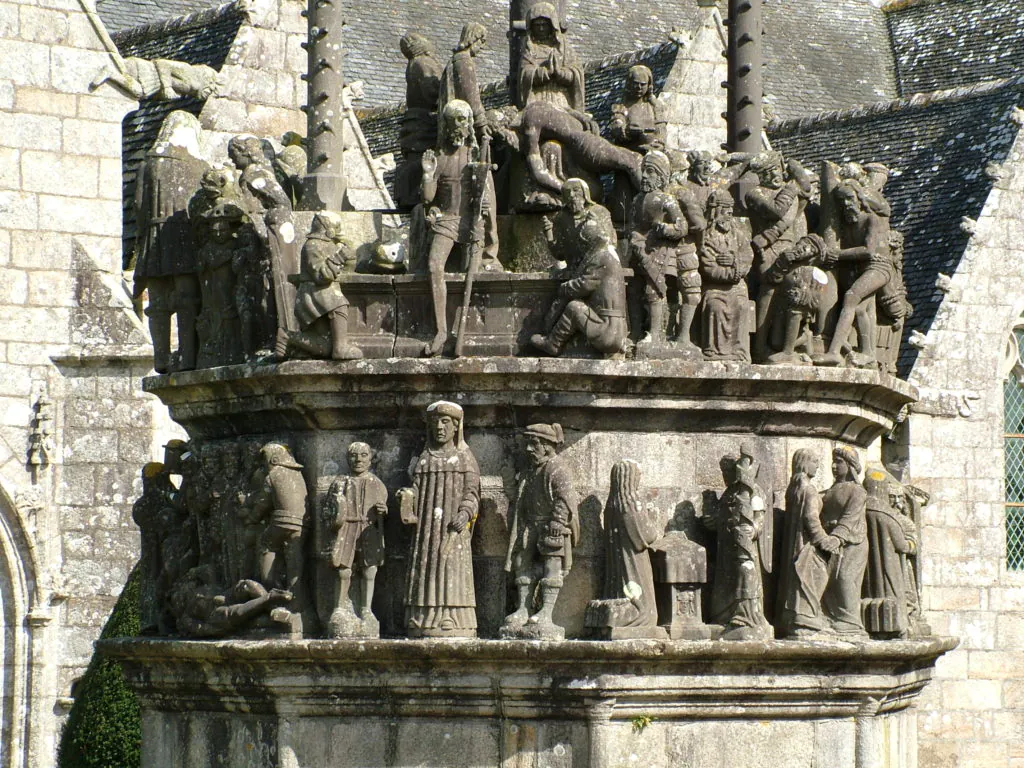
[103,636,957,768]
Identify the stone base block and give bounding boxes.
[103,636,956,768]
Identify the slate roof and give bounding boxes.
[885,0,1024,96]
[115,3,247,266]
[97,0,224,35]
[769,77,1024,377]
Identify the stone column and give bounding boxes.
[301,0,346,210]
[725,0,763,153]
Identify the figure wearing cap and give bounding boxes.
[819,445,869,638]
[321,442,388,637]
[251,442,309,631]
[502,422,579,639]
[400,401,481,637]
[133,461,177,634]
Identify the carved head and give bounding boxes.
[441,99,475,147]
[522,423,563,467]
[791,448,819,479]
[608,460,642,514]
[261,442,303,470]
[401,32,435,59]
[706,185,734,225]
[425,400,464,449]
[831,445,861,482]
[562,177,591,216]
[227,135,264,170]
[749,151,785,189]
[626,65,653,101]
[347,442,373,476]
[667,150,690,185]
[456,22,487,55]
[312,211,344,241]
[141,461,166,492]
[527,2,559,43]
[200,167,232,196]
[154,110,203,159]
[834,182,866,224]
[688,150,718,186]
[640,150,671,192]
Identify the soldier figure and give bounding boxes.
[530,180,627,358]
[502,423,579,640]
[133,111,209,373]
[396,32,442,209]
[251,442,309,633]
[276,211,362,361]
[321,442,388,637]
[420,100,500,357]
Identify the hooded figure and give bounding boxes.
[517,2,585,111]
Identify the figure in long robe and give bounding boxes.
[401,401,481,638]
[820,446,869,638]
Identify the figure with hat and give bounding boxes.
[502,422,579,639]
[275,211,363,361]
[133,461,178,634]
[195,199,248,367]
[819,445,869,638]
[320,442,389,638]
[698,186,752,361]
[399,401,481,638]
[250,442,310,634]
[530,181,627,358]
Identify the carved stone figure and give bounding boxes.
[169,565,292,638]
[861,466,919,638]
[698,186,752,361]
[608,64,665,228]
[531,180,627,358]
[628,151,697,354]
[321,442,388,638]
[516,2,585,111]
[889,475,927,636]
[814,165,894,368]
[420,100,500,357]
[229,134,299,343]
[439,23,492,139]
[276,211,362,361]
[776,449,834,638]
[745,152,811,361]
[705,446,773,641]
[133,462,177,634]
[502,423,579,640]
[686,150,720,211]
[133,111,209,373]
[585,460,662,635]
[761,234,834,366]
[399,401,481,638]
[91,57,222,100]
[250,442,309,634]
[195,201,247,368]
[819,446,869,638]
[274,143,307,209]
[396,33,443,209]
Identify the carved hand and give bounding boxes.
[421,149,438,178]
[820,535,842,553]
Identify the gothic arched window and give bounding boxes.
[1004,324,1024,570]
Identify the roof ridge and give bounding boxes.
[111,0,247,46]
[769,75,1024,135]
[881,0,931,13]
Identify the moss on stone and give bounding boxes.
[57,563,142,768]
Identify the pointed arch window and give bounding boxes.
[1003,322,1024,570]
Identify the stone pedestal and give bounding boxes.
[103,636,956,768]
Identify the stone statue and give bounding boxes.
[420,100,500,357]
[586,460,662,635]
[276,211,362,361]
[876,229,913,375]
[195,201,247,368]
[321,442,389,638]
[776,449,834,638]
[890,475,927,636]
[819,445,869,638]
[91,57,222,100]
[249,442,309,634]
[705,446,773,641]
[516,2,585,111]
[274,143,307,209]
[229,135,299,344]
[169,565,292,638]
[760,234,835,366]
[861,466,919,638]
[530,180,627,358]
[698,186,752,361]
[397,32,443,209]
[502,423,579,640]
[745,152,811,361]
[399,401,481,638]
[814,165,894,368]
[628,151,696,354]
[685,150,720,211]
[439,23,492,139]
[608,64,666,228]
[133,461,177,635]
[133,111,209,373]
